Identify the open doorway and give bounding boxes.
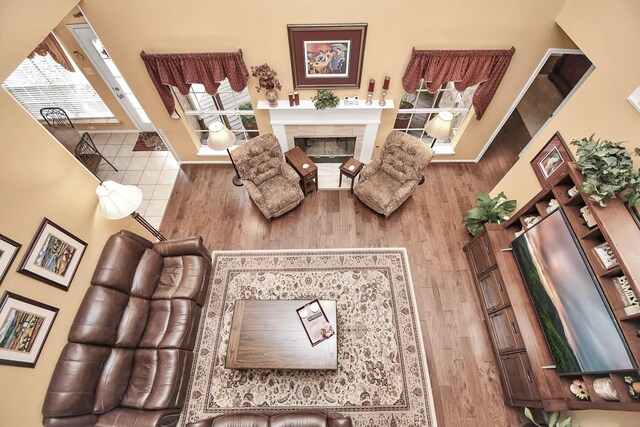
[479,50,594,160]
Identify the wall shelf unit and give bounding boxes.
[464,163,640,412]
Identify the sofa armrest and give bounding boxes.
[117,230,154,248]
[328,413,353,427]
[243,180,272,219]
[359,158,382,183]
[281,162,302,187]
[154,236,211,262]
[388,181,418,209]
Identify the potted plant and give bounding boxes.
[250,63,282,108]
[572,135,640,207]
[524,408,572,427]
[462,191,517,236]
[394,96,415,129]
[238,101,258,138]
[312,89,340,110]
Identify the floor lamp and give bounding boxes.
[208,122,242,186]
[96,180,166,241]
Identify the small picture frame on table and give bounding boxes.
[0,291,58,367]
[593,242,619,270]
[18,218,87,291]
[0,234,21,285]
[287,23,367,89]
[530,132,575,186]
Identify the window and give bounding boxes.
[2,53,114,120]
[173,80,255,146]
[393,79,476,146]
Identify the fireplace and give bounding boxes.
[294,136,356,163]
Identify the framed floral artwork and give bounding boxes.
[0,291,58,367]
[287,23,367,89]
[530,132,575,186]
[18,218,87,291]
[0,235,21,285]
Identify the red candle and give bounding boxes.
[382,76,390,90]
[293,91,300,105]
[368,79,375,92]
[288,93,294,107]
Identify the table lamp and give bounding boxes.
[425,111,454,145]
[208,122,242,186]
[96,180,165,241]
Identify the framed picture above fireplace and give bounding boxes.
[287,23,367,89]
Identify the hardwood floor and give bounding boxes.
[162,136,525,426]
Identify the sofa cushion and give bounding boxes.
[115,297,151,348]
[121,349,193,410]
[92,233,150,293]
[355,171,402,208]
[94,348,135,414]
[69,286,129,346]
[131,249,164,298]
[211,414,269,427]
[270,412,327,427]
[139,299,201,349]
[42,343,111,418]
[96,408,181,427]
[153,255,209,304]
[258,175,304,213]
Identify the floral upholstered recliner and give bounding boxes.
[354,131,435,217]
[230,134,304,220]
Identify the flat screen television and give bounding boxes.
[511,208,636,375]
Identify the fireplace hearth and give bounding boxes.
[294,136,356,163]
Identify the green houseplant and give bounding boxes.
[312,89,340,110]
[462,191,517,236]
[238,101,258,138]
[524,407,572,427]
[572,135,640,207]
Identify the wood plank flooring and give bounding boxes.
[162,133,527,427]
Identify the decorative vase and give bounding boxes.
[266,89,278,108]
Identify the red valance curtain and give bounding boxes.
[29,33,74,72]
[402,47,515,119]
[140,50,249,118]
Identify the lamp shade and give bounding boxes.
[96,181,143,219]
[207,122,236,150]
[425,111,454,140]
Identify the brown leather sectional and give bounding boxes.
[42,230,212,427]
[187,411,353,427]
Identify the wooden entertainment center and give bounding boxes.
[464,163,640,412]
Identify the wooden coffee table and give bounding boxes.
[225,299,337,370]
[284,147,318,196]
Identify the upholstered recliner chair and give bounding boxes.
[354,131,435,217]
[231,134,304,220]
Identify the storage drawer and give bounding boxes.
[467,233,497,276]
[500,352,539,401]
[478,268,509,312]
[489,307,525,353]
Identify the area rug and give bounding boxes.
[133,132,167,151]
[180,249,437,427]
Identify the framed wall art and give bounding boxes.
[530,132,575,186]
[18,218,87,291]
[0,235,21,285]
[287,23,367,89]
[0,291,58,367]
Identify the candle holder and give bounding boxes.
[366,92,373,105]
[379,90,387,106]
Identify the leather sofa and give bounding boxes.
[187,412,353,427]
[42,230,211,427]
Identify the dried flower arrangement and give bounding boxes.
[250,63,283,92]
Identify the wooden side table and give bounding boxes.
[284,147,317,196]
[339,158,364,193]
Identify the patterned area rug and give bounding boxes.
[133,132,168,151]
[180,249,437,427]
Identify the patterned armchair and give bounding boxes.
[354,131,435,217]
[230,134,304,220]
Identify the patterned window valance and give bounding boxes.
[140,50,249,118]
[401,47,515,119]
[29,34,74,73]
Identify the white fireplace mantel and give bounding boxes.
[257,99,394,163]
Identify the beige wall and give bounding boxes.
[0,2,150,426]
[492,0,640,424]
[52,8,138,131]
[79,0,574,162]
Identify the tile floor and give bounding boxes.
[317,163,356,190]
[92,132,179,229]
